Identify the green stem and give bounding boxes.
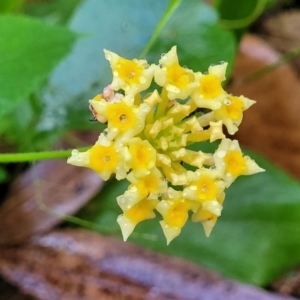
[155,87,169,119]
[219,0,267,30]
[0,147,90,163]
[29,93,42,115]
[139,0,180,58]
[239,46,300,83]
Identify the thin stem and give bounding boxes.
[139,0,180,58]
[219,0,267,30]
[0,147,90,163]
[237,46,300,84]
[29,94,41,115]
[33,178,158,240]
[32,178,119,235]
[155,87,169,119]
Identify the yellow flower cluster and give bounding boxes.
[68,46,264,244]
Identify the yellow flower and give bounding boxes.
[156,188,198,244]
[104,49,156,98]
[214,138,265,187]
[154,46,198,99]
[192,192,225,237]
[191,62,228,110]
[127,138,157,178]
[117,197,159,241]
[90,96,151,142]
[199,74,223,98]
[184,169,225,203]
[68,47,263,243]
[117,168,167,213]
[89,144,118,172]
[213,95,255,134]
[106,101,137,131]
[127,167,167,198]
[224,150,247,177]
[67,140,128,180]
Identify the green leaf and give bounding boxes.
[216,0,260,22]
[37,0,235,132]
[0,0,24,13]
[0,167,8,183]
[37,0,169,132]
[24,0,82,25]
[214,0,273,39]
[0,15,78,118]
[77,150,300,286]
[145,0,236,75]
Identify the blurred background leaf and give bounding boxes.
[0,167,8,184]
[214,0,275,39]
[0,15,78,150]
[146,0,236,76]
[0,15,78,117]
[24,0,82,25]
[35,0,168,137]
[0,0,24,13]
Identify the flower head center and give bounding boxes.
[224,96,243,120]
[199,74,222,98]
[106,102,136,131]
[103,155,110,162]
[167,63,194,89]
[119,114,127,122]
[143,174,159,193]
[136,174,159,196]
[116,58,143,84]
[201,185,208,192]
[89,144,119,172]
[124,199,156,223]
[224,150,247,176]
[165,201,189,228]
[197,176,218,201]
[127,71,135,79]
[128,140,156,170]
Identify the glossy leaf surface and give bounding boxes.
[0,15,77,117]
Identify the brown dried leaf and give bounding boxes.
[228,34,300,180]
[260,10,300,48]
[0,229,296,300]
[0,160,104,245]
[0,276,34,300]
[258,10,300,75]
[271,266,300,298]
